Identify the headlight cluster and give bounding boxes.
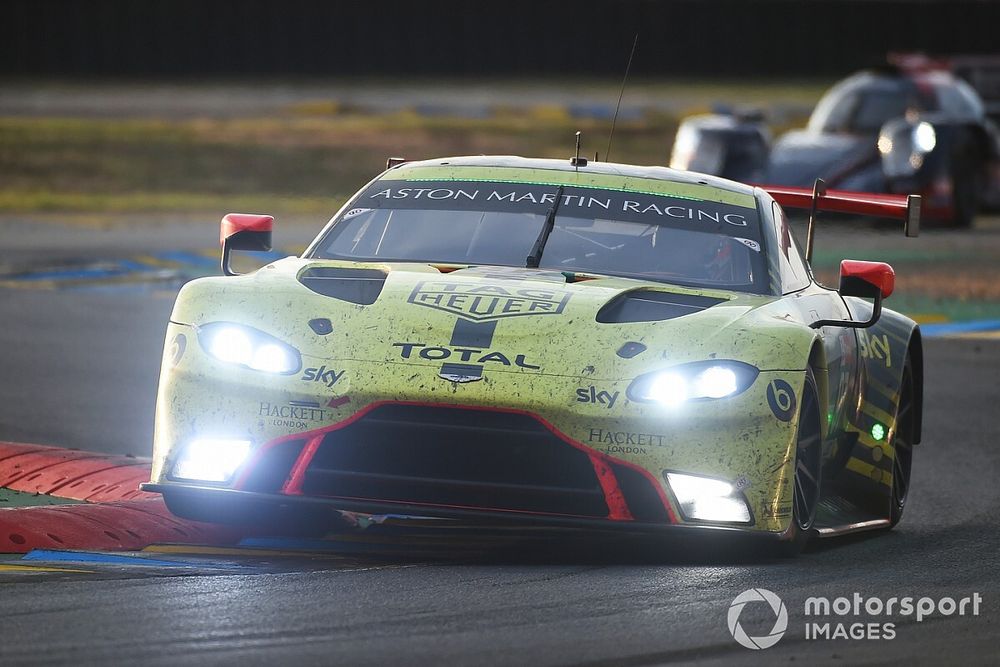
[197,322,302,374]
[627,361,758,406]
[879,119,937,177]
[665,472,752,524]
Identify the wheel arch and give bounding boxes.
[808,339,830,439]
[908,327,924,444]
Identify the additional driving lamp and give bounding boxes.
[172,438,252,483]
[665,472,752,524]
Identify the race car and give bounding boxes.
[670,54,1000,227]
[142,155,924,554]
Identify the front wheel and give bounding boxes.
[889,357,916,527]
[950,159,980,229]
[778,368,823,556]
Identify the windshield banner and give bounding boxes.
[352,181,761,239]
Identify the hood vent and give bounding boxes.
[597,290,725,324]
[299,267,386,305]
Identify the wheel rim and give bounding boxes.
[793,384,822,531]
[892,370,915,512]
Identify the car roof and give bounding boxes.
[386,155,759,202]
[847,68,962,91]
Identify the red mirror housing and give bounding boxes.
[220,213,274,276]
[840,260,895,299]
[812,259,895,329]
[220,213,273,248]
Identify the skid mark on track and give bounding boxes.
[0,563,93,574]
[0,545,415,583]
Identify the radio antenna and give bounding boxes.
[570,130,588,168]
[605,33,639,163]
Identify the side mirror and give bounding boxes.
[220,213,273,276]
[811,260,894,329]
[839,259,894,300]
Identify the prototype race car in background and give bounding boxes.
[143,155,924,554]
[670,54,1000,227]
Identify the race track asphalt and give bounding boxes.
[1,220,999,665]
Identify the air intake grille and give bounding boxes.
[301,405,610,517]
[298,267,386,304]
[597,290,725,323]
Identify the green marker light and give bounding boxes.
[871,423,886,442]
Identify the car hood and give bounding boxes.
[766,130,880,187]
[171,258,815,379]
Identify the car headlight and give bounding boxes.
[627,361,758,406]
[172,438,252,483]
[197,322,302,374]
[879,118,937,178]
[665,471,752,524]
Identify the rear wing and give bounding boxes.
[950,55,1000,123]
[762,179,920,262]
[889,52,1000,123]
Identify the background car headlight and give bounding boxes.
[197,322,301,374]
[665,472,752,524]
[879,118,938,177]
[172,438,252,483]
[627,361,758,406]
[912,121,936,153]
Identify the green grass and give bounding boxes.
[0,190,344,215]
[0,77,828,219]
[0,488,83,508]
[0,111,709,219]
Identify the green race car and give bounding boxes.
[143,156,924,553]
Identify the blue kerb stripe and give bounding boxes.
[8,261,162,282]
[921,319,1000,337]
[152,251,220,267]
[21,550,242,568]
[117,259,164,272]
[13,267,127,281]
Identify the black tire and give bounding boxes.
[889,357,916,527]
[950,159,980,229]
[777,368,823,556]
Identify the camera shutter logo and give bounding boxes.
[727,588,788,650]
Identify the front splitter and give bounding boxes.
[142,482,781,541]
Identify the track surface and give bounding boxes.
[2,221,1000,665]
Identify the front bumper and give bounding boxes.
[153,321,806,534]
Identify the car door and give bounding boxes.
[766,200,861,452]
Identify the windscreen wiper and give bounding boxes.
[525,185,564,268]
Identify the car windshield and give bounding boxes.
[309,174,768,293]
[810,78,933,134]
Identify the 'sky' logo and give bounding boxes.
[302,366,344,388]
[407,280,571,322]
